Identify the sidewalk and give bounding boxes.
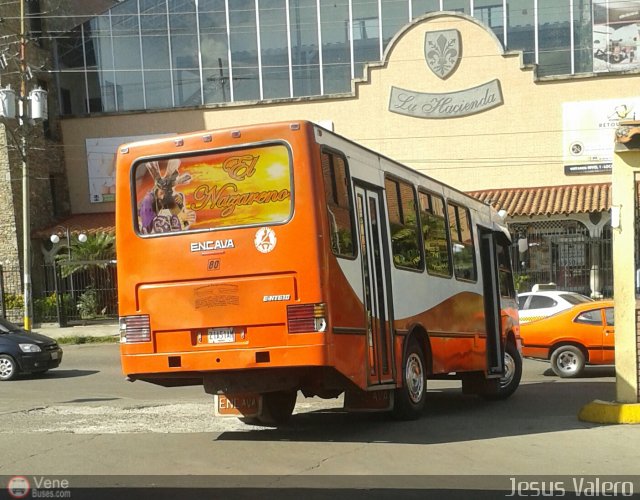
[32,321,119,340]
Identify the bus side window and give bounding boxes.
[321,150,355,257]
[447,203,477,281]
[418,190,451,277]
[497,237,516,299]
[384,177,422,270]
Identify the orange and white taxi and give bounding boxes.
[519,300,614,378]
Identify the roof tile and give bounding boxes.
[33,213,116,239]
[467,183,613,217]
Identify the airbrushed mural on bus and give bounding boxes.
[116,121,521,424]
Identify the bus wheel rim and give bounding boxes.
[501,352,515,388]
[406,353,424,403]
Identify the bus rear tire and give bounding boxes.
[392,339,427,420]
[258,390,298,425]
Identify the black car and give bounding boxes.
[0,317,63,381]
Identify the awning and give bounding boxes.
[467,183,612,217]
[32,213,116,239]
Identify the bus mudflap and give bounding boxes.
[214,393,262,418]
[343,389,393,412]
[460,371,501,396]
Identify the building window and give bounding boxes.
[474,3,505,29]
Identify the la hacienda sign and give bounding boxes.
[388,29,504,119]
[389,80,503,119]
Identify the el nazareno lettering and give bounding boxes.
[191,183,290,217]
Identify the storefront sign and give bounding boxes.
[389,80,503,119]
[564,163,612,175]
[563,97,640,175]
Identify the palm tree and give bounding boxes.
[55,232,116,275]
[54,232,116,319]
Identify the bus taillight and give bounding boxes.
[119,315,151,343]
[287,303,327,333]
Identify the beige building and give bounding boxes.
[53,12,638,298]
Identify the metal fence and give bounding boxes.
[0,264,23,324]
[0,260,118,327]
[510,222,613,298]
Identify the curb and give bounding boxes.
[578,399,640,424]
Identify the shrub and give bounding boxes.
[3,293,24,310]
[77,287,99,319]
[33,293,74,323]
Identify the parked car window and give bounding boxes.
[528,296,557,309]
[518,296,528,309]
[605,308,614,326]
[575,309,603,325]
[559,293,592,305]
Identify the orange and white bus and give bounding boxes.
[116,120,521,424]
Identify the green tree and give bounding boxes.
[54,232,116,318]
[55,232,116,277]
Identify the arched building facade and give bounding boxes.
[18,1,640,304]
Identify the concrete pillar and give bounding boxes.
[611,122,640,403]
[578,121,640,423]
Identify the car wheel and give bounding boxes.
[550,345,585,378]
[392,338,427,420]
[0,354,18,381]
[258,390,298,425]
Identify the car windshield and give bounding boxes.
[560,293,593,305]
[0,318,20,333]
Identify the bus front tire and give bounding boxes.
[258,390,298,425]
[392,339,427,420]
[482,341,522,400]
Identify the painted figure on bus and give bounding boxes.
[138,159,196,234]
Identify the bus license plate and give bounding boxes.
[208,327,234,344]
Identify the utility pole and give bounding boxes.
[20,0,32,331]
[0,0,48,330]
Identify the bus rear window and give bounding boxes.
[133,144,292,235]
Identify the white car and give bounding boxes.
[517,289,594,324]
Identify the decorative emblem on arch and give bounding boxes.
[424,29,461,79]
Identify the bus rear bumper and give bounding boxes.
[121,343,328,381]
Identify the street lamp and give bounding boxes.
[50,227,88,258]
[49,226,87,327]
[0,0,48,331]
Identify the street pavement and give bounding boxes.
[26,320,640,425]
[32,321,119,340]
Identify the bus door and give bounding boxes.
[354,184,394,386]
[478,227,504,376]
